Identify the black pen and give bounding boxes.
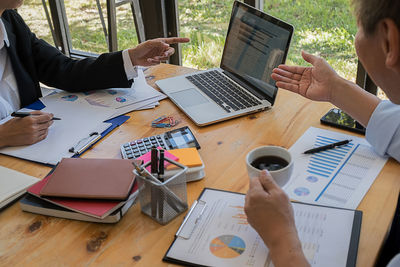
[304,139,352,154]
[151,147,158,174]
[158,149,165,181]
[11,111,61,120]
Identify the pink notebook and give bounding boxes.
[27,175,138,219]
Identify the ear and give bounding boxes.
[380,19,400,68]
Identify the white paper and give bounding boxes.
[167,189,356,267]
[0,101,114,165]
[0,166,39,208]
[40,69,166,119]
[285,127,388,209]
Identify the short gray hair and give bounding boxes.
[352,0,400,35]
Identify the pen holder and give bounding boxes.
[135,158,188,225]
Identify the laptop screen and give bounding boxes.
[220,1,293,104]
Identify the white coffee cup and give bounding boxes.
[245,146,293,188]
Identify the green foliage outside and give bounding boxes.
[20,0,358,81]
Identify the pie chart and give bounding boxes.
[209,235,245,258]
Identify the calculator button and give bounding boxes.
[156,136,162,140]
[132,148,139,153]
[137,140,143,144]
[123,144,130,148]
[150,136,155,140]
[127,155,134,159]
[134,153,140,157]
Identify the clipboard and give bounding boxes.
[163,188,362,267]
[2,100,130,166]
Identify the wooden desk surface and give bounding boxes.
[0,64,399,266]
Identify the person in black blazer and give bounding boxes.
[0,1,188,147]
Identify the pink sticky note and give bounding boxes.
[137,148,179,172]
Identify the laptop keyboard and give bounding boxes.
[186,70,262,113]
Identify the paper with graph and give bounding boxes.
[285,127,388,209]
[165,188,359,267]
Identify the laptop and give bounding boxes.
[156,1,294,126]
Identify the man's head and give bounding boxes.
[352,0,400,36]
[353,0,400,103]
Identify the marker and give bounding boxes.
[11,111,61,120]
[303,139,352,154]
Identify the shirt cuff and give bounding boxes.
[122,49,138,81]
[366,100,400,159]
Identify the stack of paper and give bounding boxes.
[40,68,166,119]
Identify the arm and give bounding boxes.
[244,171,310,267]
[12,11,189,92]
[271,51,380,127]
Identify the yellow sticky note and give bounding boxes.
[167,148,202,168]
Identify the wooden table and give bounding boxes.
[0,64,399,266]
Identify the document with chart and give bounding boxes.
[164,188,361,267]
[286,127,388,209]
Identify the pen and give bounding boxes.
[304,139,352,154]
[158,149,165,181]
[151,147,158,174]
[11,111,61,120]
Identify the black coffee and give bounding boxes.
[251,156,289,171]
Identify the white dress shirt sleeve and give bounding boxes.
[366,100,400,162]
[122,49,138,81]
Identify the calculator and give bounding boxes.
[120,126,201,159]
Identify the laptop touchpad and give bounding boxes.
[170,88,209,108]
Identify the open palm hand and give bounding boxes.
[271,51,340,102]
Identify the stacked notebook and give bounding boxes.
[20,158,140,223]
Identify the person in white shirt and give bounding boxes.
[244,0,400,266]
[0,0,189,148]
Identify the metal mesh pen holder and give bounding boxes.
[135,158,188,225]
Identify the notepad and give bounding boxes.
[40,158,136,200]
[167,148,202,169]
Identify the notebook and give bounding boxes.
[39,158,136,200]
[20,192,137,223]
[156,1,293,126]
[0,166,39,209]
[27,175,139,219]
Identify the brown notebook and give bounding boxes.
[39,158,138,200]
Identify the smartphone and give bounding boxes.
[320,108,366,135]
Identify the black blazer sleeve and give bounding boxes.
[2,10,132,106]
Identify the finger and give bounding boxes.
[275,64,307,76]
[161,37,190,44]
[30,110,44,115]
[163,47,175,57]
[271,72,300,85]
[36,129,49,142]
[33,113,53,124]
[275,81,300,93]
[248,176,267,195]
[301,50,319,65]
[272,67,303,81]
[258,170,281,193]
[147,58,161,65]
